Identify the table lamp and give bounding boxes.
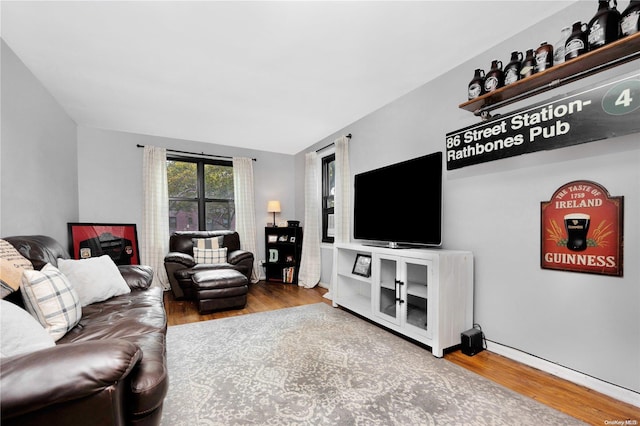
[267,200,281,227]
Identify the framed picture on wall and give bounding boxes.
[67,223,140,265]
[352,254,372,277]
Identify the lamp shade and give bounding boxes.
[267,200,281,213]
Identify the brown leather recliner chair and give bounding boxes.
[164,230,254,300]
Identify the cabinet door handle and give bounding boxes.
[395,280,405,304]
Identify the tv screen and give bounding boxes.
[353,151,442,247]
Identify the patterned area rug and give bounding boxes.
[161,303,583,425]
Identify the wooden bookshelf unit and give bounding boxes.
[265,226,303,284]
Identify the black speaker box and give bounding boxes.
[461,327,484,356]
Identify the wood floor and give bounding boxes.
[164,281,640,425]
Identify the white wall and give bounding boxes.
[76,126,297,265]
[1,40,78,243]
[296,2,639,396]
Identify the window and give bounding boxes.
[322,153,335,243]
[167,157,235,233]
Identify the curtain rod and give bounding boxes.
[316,133,352,153]
[136,144,256,161]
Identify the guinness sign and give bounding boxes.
[541,181,623,276]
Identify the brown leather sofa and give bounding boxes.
[1,235,168,426]
[164,230,254,300]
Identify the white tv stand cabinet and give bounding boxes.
[332,243,474,357]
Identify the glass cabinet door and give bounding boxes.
[404,260,430,335]
[373,254,431,335]
[374,255,401,325]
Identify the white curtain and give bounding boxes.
[334,136,351,246]
[141,146,170,289]
[232,157,259,283]
[298,151,321,288]
[325,135,351,299]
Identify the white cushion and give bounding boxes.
[57,255,131,307]
[0,299,56,357]
[193,247,227,264]
[21,264,82,341]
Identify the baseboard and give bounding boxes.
[486,341,640,408]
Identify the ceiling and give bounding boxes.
[1,1,576,155]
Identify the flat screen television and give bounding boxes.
[353,151,442,248]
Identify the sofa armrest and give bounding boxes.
[0,340,141,419]
[118,264,154,290]
[228,249,254,265]
[164,251,196,268]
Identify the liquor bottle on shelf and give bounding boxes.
[553,26,571,65]
[483,60,504,93]
[565,21,588,60]
[520,49,536,78]
[535,42,554,72]
[621,0,640,36]
[587,0,621,50]
[504,51,523,85]
[467,69,485,100]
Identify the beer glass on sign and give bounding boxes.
[564,213,590,251]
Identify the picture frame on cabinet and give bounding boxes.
[290,236,296,243]
[352,254,372,277]
[267,234,278,243]
[278,235,288,242]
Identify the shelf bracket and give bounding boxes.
[479,110,493,121]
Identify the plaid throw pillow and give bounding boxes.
[21,264,82,341]
[192,236,224,250]
[193,247,227,264]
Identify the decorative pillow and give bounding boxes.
[0,239,34,298]
[193,236,224,250]
[21,264,82,341]
[193,247,227,264]
[57,255,130,307]
[0,299,55,357]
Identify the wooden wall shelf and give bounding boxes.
[459,32,640,116]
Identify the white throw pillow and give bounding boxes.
[21,264,82,341]
[0,299,56,357]
[193,247,227,264]
[57,255,131,307]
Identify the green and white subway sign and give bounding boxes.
[446,71,640,170]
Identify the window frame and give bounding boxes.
[167,156,234,232]
[321,152,335,244]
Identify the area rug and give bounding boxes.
[161,303,583,425]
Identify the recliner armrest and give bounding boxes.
[0,339,141,419]
[164,252,196,268]
[228,249,254,265]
